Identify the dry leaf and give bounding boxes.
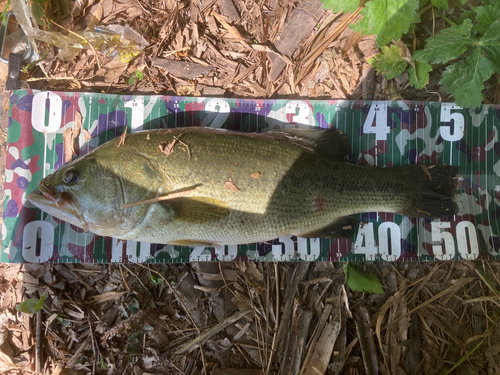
[83,128,92,141]
[224,177,240,192]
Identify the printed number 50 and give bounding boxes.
[431,221,479,260]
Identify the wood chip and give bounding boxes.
[115,127,127,147]
[224,177,240,192]
[151,58,214,80]
[250,171,261,179]
[63,128,74,163]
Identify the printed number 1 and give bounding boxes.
[363,102,390,141]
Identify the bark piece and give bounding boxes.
[151,58,214,80]
[217,0,239,23]
[355,306,379,375]
[275,263,310,354]
[301,320,341,375]
[281,302,313,375]
[269,0,323,81]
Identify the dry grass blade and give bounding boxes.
[174,310,252,354]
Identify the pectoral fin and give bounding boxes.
[298,215,357,238]
[167,197,231,224]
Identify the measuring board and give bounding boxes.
[2,89,500,263]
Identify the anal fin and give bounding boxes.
[298,215,357,239]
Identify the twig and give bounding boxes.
[49,18,102,70]
[35,310,42,374]
[122,183,202,208]
[119,265,131,292]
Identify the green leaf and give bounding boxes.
[135,70,144,80]
[431,0,448,10]
[150,274,164,286]
[320,0,361,13]
[475,5,500,35]
[343,263,383,294]
[352,0,420,47]
[368,45,409,79]
[16,294,46,314]
[412,19,475,64]
[408,61,432,88]
[480,20,500,71]
[128,76,136,85]
[126,298,140,316]
[440,48,497,108]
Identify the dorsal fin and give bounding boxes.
[267,127,351,159]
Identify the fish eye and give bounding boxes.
[63,169,79,184]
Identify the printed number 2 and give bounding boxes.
[440,103,464,141]
[363,102,389,141]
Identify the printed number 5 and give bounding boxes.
[440,103,464,141]
[431,222,454,260]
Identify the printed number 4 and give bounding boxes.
[363,102,390,141]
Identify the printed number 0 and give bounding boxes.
[440,103,464,141]
[31,92,62,133]
[22,221,54,263]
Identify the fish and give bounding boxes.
[28,126,459,247]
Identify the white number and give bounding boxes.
[215,245,238,261]
[432,222,455,260]
[353,223,376,260]
[432,221,479,260]
[440,103,464,141]
[110,239,124,262]
[378,222,401,261]
[363,102,389,141]
[126,241,151,263]
[272,236,294,260]
[202,99,231,128]
[456,221,479,260]
[285,101,312,126]
[297,237,320,261]
[22,221,54,263]
[189,246,211,262]
[124,98,145,132]
[478,225,499,256]
[31,92,62,133]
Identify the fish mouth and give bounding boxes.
[28,183,90,232]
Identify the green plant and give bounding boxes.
[128,69,144,85]
[320,0,500,108]
[343,263,383,294]
[16,294,46,314]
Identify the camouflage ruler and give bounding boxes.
[2,89,499,264]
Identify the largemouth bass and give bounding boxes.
[28,127,459,246]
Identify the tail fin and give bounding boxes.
[401,164,459,218]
